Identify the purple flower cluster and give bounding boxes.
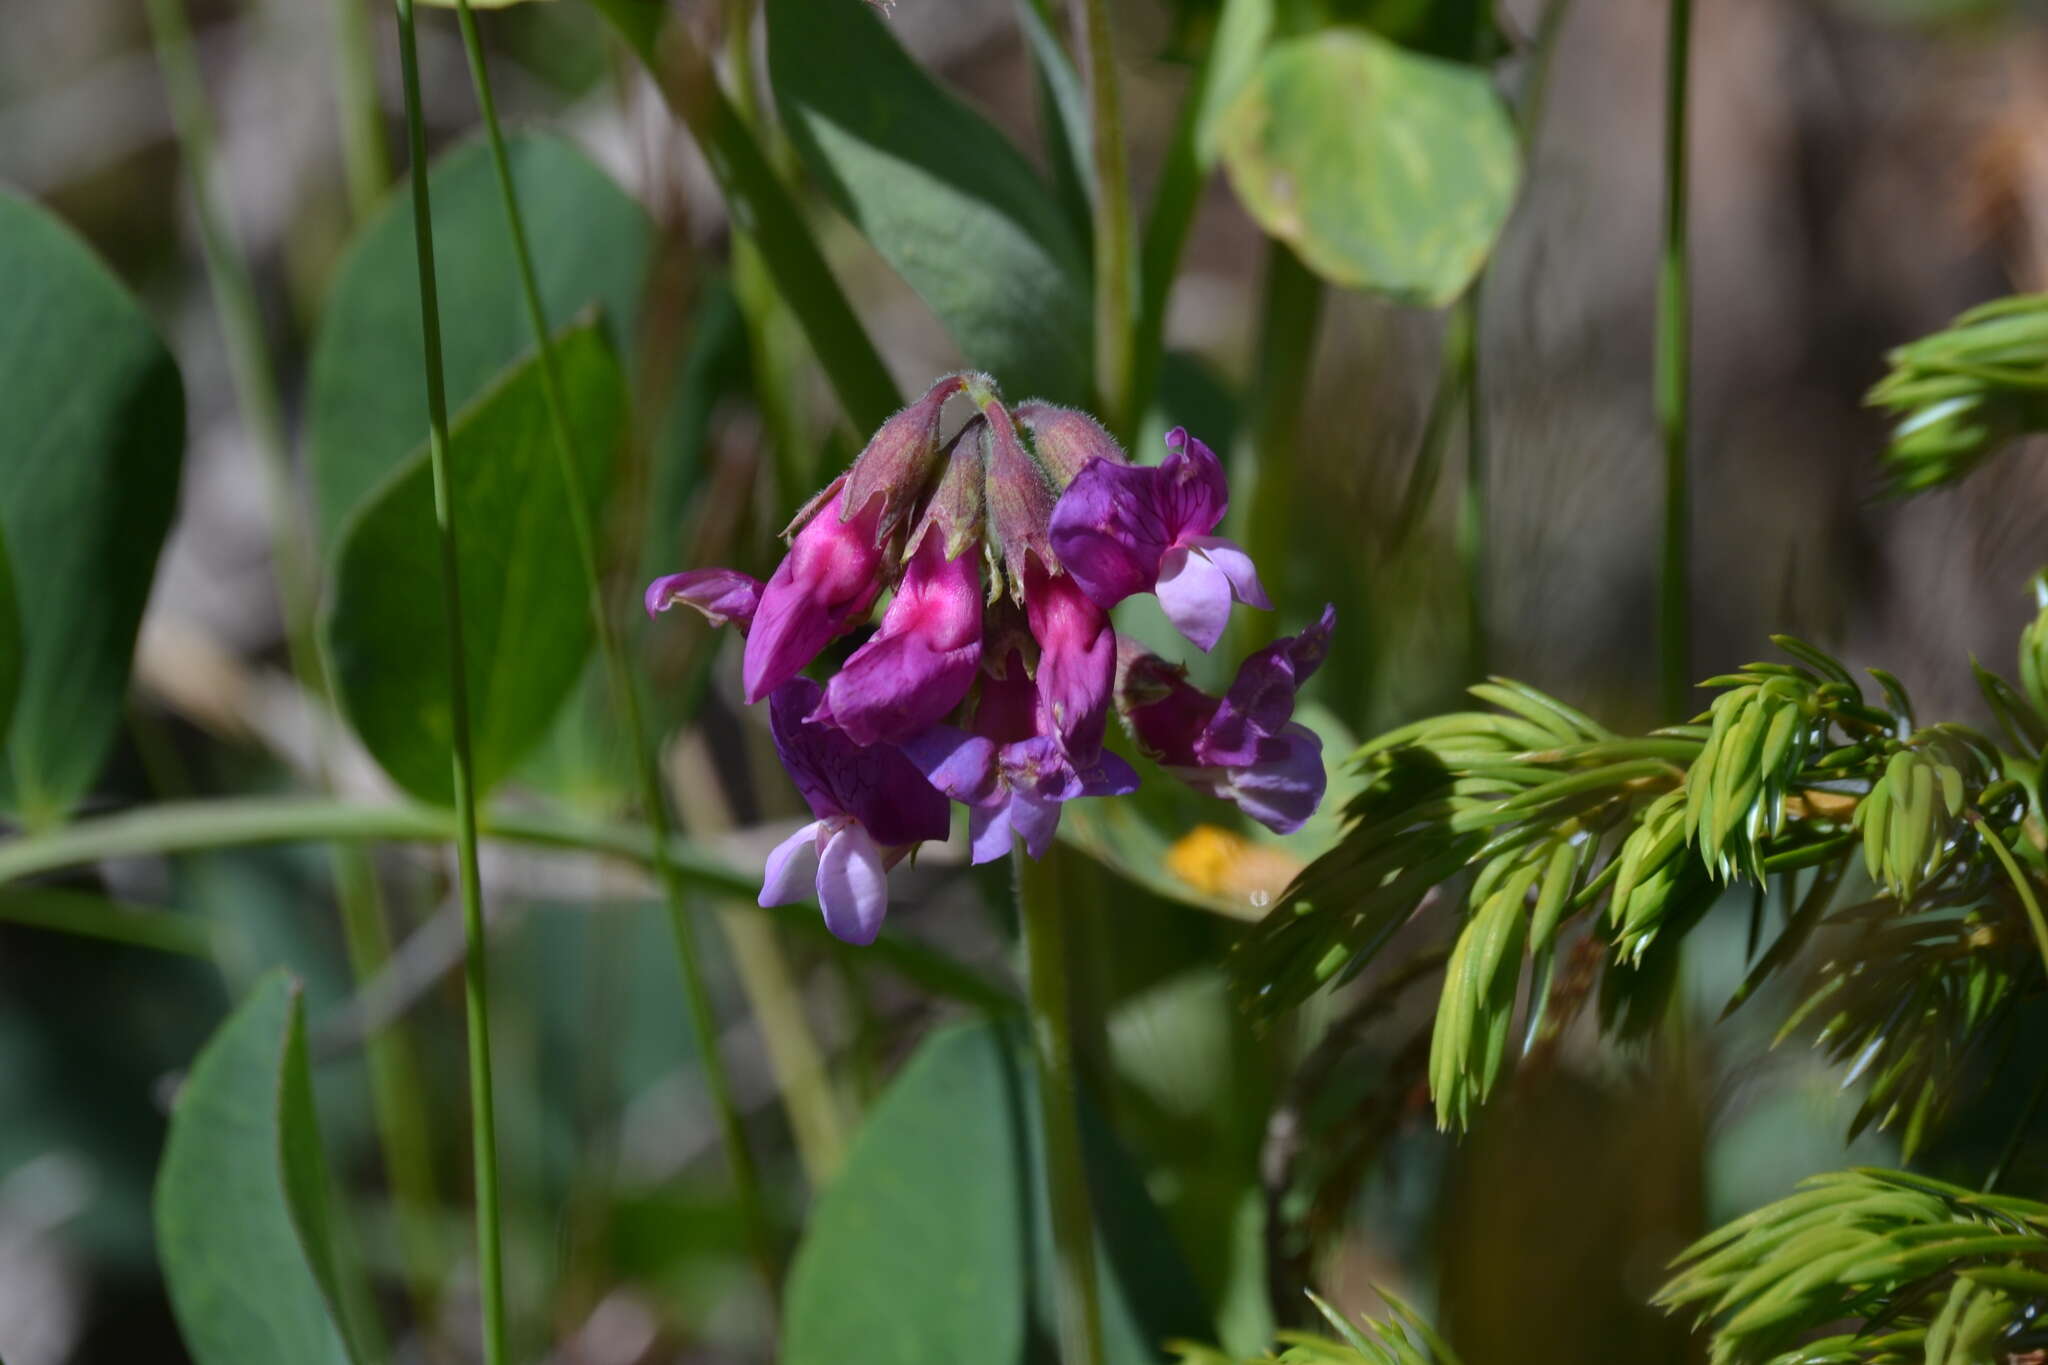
[646,373,1334,943]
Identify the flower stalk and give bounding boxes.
[393,2,506,1357]
[1656,0,1694,721]
[1072,0,1136,432]
[1016,842,1107,1365]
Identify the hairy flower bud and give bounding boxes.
[905,416,988,564]
[981,398,1061,602]
[837,372,968,546]
[1015,400,1125,488]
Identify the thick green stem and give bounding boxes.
[329,0,391,221]
[393,4,506,1359]
[449,0,780,1291]
[1016,844,1104,1365]
[1656,0,1693,721]
[147,0,440,1308]
[1072,0,1135,431]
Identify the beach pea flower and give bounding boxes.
[1049,426,1270,651]
[904,652,1138,864]
[758,678,949,944]
[1116,606,1336,834]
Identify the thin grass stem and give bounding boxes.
[1072,0,1135,432]
[329,0,391,221]
[393,3,506,1356]
[1656,0,1694,720]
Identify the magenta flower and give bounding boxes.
[904,652,1137,864]
[815,532,982,746]
[742,476,887,704]
[643,374,1338,936]
[1023,559,1115,762]
[644,567,764,629]
[758,678,949,944]
[1048,426,1271,651]
[1118,606,1336,834]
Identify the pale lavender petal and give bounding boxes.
[902,726,1002,806]
[1010,793,1062,860]
[759,820,827,907]
[1155,544,1233,652]
[817,823,890,944]
[1184,535,1271,611]
[644,567,764,628]
[967,801,1015,865]
[1221,724,1327,834]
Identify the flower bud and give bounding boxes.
[836,372,969,546]
[1015,400,1125,488]
[905,416,988,564]
[981,398,1061,602]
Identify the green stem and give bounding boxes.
[147,0,440,1309]
[1233,241,1324,648]
[393,4,505,1359]
[1015,843,1105,1365]
[449,0,780,1290]
[0,796,1020,1012]
[1455,283,1488,680]
[329,0,391,221]
[1656,0,1693,721]
[1386,300,1474,555]
[723,0,821,512]
[1073,0,1135,432]
[1125,0,1271,438]
[0,886,210,956]
[592,4,900,432]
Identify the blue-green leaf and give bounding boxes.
[155,971,359,1365]
[0,192,185,823]
[307,132,650,550]
[1219,29,1519,306]
[322,320,625,804]
[784,1021,1212,1363]
[767,0,1093,405]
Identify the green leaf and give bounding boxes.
[155,971,359,1365]
[323,319,625,804]
[784,1021,1213,1364]
[1218,29,1519,306]
[307,132,650,550]
[0,192,185,823]
[767,0,1093,404]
